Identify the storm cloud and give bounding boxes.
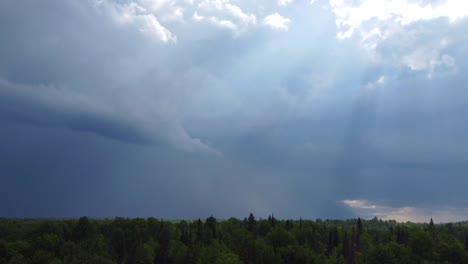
[1,0,468,222]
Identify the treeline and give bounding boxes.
[1,215,468,264]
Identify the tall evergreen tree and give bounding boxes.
[357,218,363,236]
[247,213,256,235]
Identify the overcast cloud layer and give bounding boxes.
[1,0,468,222]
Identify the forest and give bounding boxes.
[1,215,468,264]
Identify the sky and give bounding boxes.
[1,0,468,222]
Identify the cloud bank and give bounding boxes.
[1,0,468,220]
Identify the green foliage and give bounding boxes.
[197,241,241,264]
[1,216,468,263]
[30,250,60,264]
[267,226,296,250]
[7,254,28,264]
[254,238,281,264]
[366,243,411,264]
[409,229,435,260]
[169,240,188,264]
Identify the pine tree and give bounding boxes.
[248,213,257,236]
[464,234,468,251]
[357,218,363,236]
[268,214,276,227]
[342,231,350,258]
[196,218,203,242]
[429,218,435,239]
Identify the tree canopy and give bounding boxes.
[1,216,468,263]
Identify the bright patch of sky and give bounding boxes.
[343,200,468,223]
[278,0,294,7]
[331,0,468,39]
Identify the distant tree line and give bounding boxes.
[1,215,468,263]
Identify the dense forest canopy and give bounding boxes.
[1,216,468,264]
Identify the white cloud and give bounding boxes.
[330,0,468,40]
[343,199,468,223]
[136,13,176,42]
[263,13,291,30]
[97,0,176,43]
[365,75,386,90]
[193,12,238,31]
[328,0,464,80]
[223,2,256,25]
[195,0,256,34]
[343,199,378,209]
[402,39,456,78]
[279,0,294,7]
[138,0,186,22]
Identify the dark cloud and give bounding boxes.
[1,0,468,220]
